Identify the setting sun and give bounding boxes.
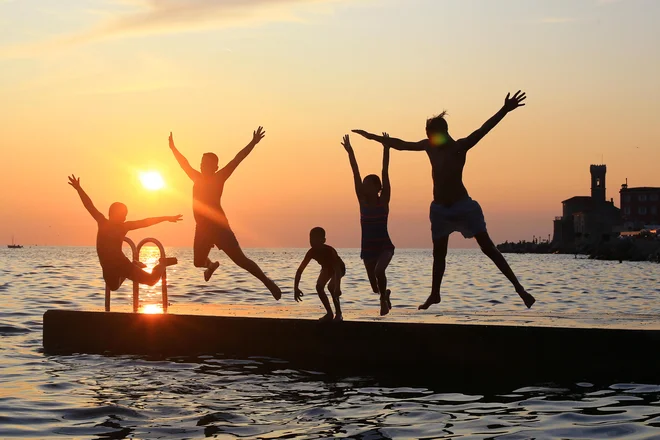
[139,171,165,191]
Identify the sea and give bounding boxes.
[1,246,659,439]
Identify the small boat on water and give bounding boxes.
[8,236,23,249]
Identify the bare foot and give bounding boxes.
[333,313,343,322]
[418,293,441,310]
[266,279,282,301]
[159,257,178,266]
[517,288,536,309]
[204,261,220,282]
[319,313,333,322]
[379,296,390,316]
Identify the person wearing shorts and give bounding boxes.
[353,91,536,310]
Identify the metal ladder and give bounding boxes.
[104,237,169,313]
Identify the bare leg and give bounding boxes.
[363,259,379,294]
[419,236,449,310]
[130,258,178,286]
[375,251,394,315]
[193,238,218,282]
[474,232,536,309]
[223,243,282,300]
[328,275,343,321]
[317,270,334,321]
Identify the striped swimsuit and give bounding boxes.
[360,204,395,260]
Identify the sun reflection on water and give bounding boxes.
[141,304,164,314]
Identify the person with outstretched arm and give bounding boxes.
[68,175,180,291]
[168,128,282,300]
[352,91,535,310]
[341,134,395,316]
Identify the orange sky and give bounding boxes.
[2,0,659,248]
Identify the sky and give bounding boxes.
[1,0,659,249]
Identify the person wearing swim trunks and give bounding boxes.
[68,175,180,291]
[168,128,282,300]
[353,91,535,310]
[341,134,395,316]
[294,227,346,322]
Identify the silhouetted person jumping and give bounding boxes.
[68,175,180,291]
[168,128,282,300]
[353,91,536,310]
[294,227,346,322]
[341,134,395,316]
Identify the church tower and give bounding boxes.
[590,164,606,203]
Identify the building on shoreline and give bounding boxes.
[619,182,660,231]
[552,164,621,247]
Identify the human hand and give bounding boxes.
[503,90,527,112]
[294,287,304,302]
[169,132,175,149]
[381,132,391,150]
[252,126,266,144]
[168,214,183,223]
[67,174,82,191]
[351,129,376,140]
[341,134,353,152]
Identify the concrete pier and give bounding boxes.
[43,305,660,389]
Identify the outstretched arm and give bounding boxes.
[352,129,427,151]
[380,133,391,204]
[461,91,527,151]
[68,175,105,222]
[124,215,182,231]
[220,126,266,179]
[169,132,201,181]
[294,250,313,302]
[341,135,363,202]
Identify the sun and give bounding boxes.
[139,171,165,191]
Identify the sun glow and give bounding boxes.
[141,304,164,314]
[139,171,165,191]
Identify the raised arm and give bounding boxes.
[352,129,427,151]
[341,135,363,202]
[68,175,105,222]
[461,91,527,151]
[294,250,313,302]
[219,126,266,179]
[380,133,391,204]
[169,132,201,181]
[124,215,182,231]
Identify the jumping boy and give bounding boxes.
[341,134,395,316]
[68,174,180,291]
[294,227,346,322]
[168,128,282,300]
[352,91,536,310]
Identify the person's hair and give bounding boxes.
[426,110,449,135]
[109,202,128,218]
[310,227,326,240]
[363,174,382,189]
[202,152,219,165]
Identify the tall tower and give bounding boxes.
[590,164,606,203]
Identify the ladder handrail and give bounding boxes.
[104,237,169,313]
[136,238,168,313]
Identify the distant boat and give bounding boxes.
[8,236,23,249]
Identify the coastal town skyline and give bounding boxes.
[2,0,660,248]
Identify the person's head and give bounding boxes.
[362,174,382,198]
[309,227,326,248]
[425,111,449,147]
[201,153,219,176]
[109,202,128,223]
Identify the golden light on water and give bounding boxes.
[141,304,164,314]
[139,171,165,191]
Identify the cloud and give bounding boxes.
[0,0,353,58]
